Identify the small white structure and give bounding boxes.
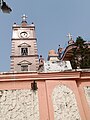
[44,49,72,72]
[44,60,72,72]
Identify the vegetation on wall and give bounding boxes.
[71,36,90,69]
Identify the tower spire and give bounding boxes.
[67,33,72,41]
[67,33,74,45]
[21,14,27,27]
[22,14,27,22]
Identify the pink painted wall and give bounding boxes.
[0,71,90,120]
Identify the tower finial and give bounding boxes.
[67,33,72,40]
[21,14,27,22]
[67,33,74,45]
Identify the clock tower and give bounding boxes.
[10,15,39,72]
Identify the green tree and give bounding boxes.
[71,36,90,69]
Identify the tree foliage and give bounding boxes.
[71,36,90,69]
[0,0,12,13]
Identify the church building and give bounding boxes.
[0,15,90,120]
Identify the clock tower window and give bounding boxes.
[21,64,28,71]
[17,60,32,72]
[21,47,28,56]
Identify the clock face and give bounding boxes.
[20,32,28,38]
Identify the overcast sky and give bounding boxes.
[0,0,90,72]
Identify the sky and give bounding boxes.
[0,0,90,72]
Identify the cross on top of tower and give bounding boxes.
[67,33,72,40]
[21,14,27,22]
